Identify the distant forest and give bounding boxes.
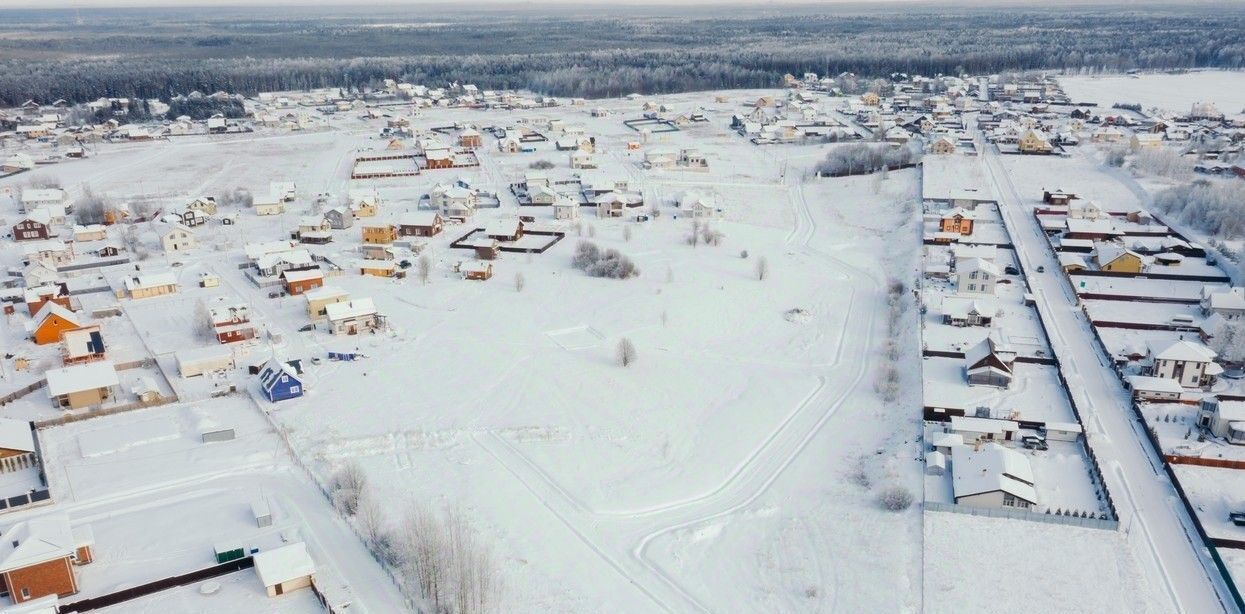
[1,4,1244,105]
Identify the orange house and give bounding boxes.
[32,303,85,346]
[282,269,325,296]
[361,224,398,245]
[939,208,975,236]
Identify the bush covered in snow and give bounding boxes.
[815,143,922,177]
[879,485,914,511]
[572,240,639,279]
[1151,181,1245,239]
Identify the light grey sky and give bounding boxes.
[0,0,1168,8]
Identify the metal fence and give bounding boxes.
[924,500,1119,530]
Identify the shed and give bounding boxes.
[252,499,273,528]
[253,542,315,597]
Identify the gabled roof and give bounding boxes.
[0,513,89,574]
[253,542,315,588]
[33,301,84,329]
[952,443,1037,504]
[45,361,118,397]
[325,298,377,322]
[1151,339,1217,363]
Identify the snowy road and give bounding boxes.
[981,146,1235,614]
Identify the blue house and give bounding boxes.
[258,359,304,402]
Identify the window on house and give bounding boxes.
[968,284,976,291]
[20,588,29,599]
[970,272,978,279]
[290,386,300,394]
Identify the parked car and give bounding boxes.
[1021,435,1048,451]
[298,324,314,332]
[1230,511,1245,526]
[1035,265,1046,273]
[1005,265,1019,275]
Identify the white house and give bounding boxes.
[324,298,383,335]
[160,224,196,252]
[1196,398,1245,445]
[956,258,998,296]
[951,443,1037,510]
[1142,339,1221,389]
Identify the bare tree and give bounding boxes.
[879,485,914,511]
[194,299,216,342]
[514,272,525,292]
[617,337,637,367]
[74,187,109,225]
[623,226,632,242]
[756,256,769,281]
[417,254,432,285]
[329,461,368,515]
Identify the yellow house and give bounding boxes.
[861,92,880,106]
[304,285,349,321]
[359,261,398,278]
[1096,244,1144,274]
[123,272,179,299]
[361,224,397,245]
[1018,129,1053,154]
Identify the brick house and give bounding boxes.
[0,513,94,604]
[398,212,443,237]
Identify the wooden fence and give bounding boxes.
[59,557,255,612]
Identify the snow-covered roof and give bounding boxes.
[124,272,177,292]
[1151,339,1216,363]
[950,415,1019,435]
[941,296,996,320]
[281,268,324,283]
[1215,400,1245,422]
[400,212,441,227]
[245,240,299,261]
[303,285,348,302]
[0,513,91,574]
[951,442,1037,504]
[1126,375,1184,394]
[0,418,34,454]
[45,361,118,397]
[33,301,83,328]
[959,257,1000,277]
[20,188,65,204]
[253,542,315,588]
[1066,218,1119,236]
[325,298,377,322]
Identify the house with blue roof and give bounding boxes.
[258,359,304,402]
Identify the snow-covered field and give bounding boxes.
[1061,71,1245,116]
[923,511,1167,614]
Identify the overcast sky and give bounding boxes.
[0,0,1193,8]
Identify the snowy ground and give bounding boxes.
[923,511,1168,614]
[1060,71,1245,116]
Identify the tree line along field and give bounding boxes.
[1,4,1245,105]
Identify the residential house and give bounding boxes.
[281,269,325,296]
[941,297,997,327]
[45,361,119,409]
[461,261,493,281]
[1201,287,1245,320]
[123,272,178,299]
[951,443,1037,510]
[324,207,353,230]
[304,286,349,322]
[431,184,476,218]
[1042,190,1078,206]
[13,210,52,242]
[1130,133,1164,150]
[296,216,332,244]
[71,225,106,243]
[186,196,218,216]
[1094,243,1144,274]
[160,224,196,253]
[324,298,384,335]
[253,194,284,216]
[965,334,1016,387]
[0,513,94,604]
[398,212,443,237]
[1125,375,1184,402]
[19,189,65,212]
[485,220,523,242]
[1196,398,1245,445]
[1068,200,1105,220]
[23,283,70,316]
[208,303,257,344]
[60,326,106,366]
[552,197,579,221]
[22,241,73,267]
[361,224,398,245]
[679,194,718,219]
[928,136,957,155]
[938,208,975,235]
[1142,339,1221,388]
[31,303,84,346]
[1017,128,1053,154]
[258,360,304,402]
[956,258,998,296]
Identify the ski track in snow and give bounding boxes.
[459,158,887,612]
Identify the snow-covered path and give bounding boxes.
[982,146,1235,614]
